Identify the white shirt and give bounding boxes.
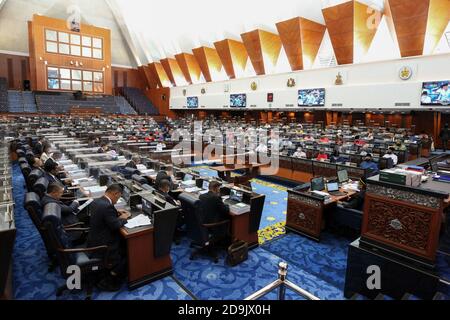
[255,144,268,153]
[41,152,49,163]
[293,151,307,158]
[383,153,398,165]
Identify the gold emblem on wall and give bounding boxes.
[335,72,343,85]
[287,78,296,88]
[399,66,413,81]
[251,81,258,91]
[182,89,187,96]
[201,88,206,94]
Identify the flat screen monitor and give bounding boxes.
[310,177,325,192]
[338,170,349,183]
[202,180,210,190]
[430,160,439,173]
[183,173,193,181]
[421,81,449,106]
[298,88,325,107]
[229,189,244,203]
[230,94,247,108]
[141,198,152,216]
[187,97,199,108]
[327,182,339,192]
[122,185,131,203]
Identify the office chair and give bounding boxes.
[32,177,49,198]
[18,157,28,166]
[331,204,363,239]
[132,174,147,185]
[180,194,230,263]
[20,162,32,178]
[41,203,108,300]
[24,192,58,271]
[27,169,44,190]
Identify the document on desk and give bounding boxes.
[125,214,152,229]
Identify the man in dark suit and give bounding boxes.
[44,159,63,185]
[33,137,45,156]
[157,179,179,206]
[42,183,80,226]
[126,156,140,169]
[97,143,109,154]
[199,181,230,238]
[155,167,173,189]
[87,184,131,291]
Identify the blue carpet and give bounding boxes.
[171,239,344,300]
[11,163,191,300]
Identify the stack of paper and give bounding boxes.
[125,214,152,229]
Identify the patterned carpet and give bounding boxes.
[12,162,448,300]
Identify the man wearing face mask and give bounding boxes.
[360,154,379,176]
[383,147,399,166]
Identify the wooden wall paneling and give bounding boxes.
[6,59,14,89]
[192,47,212,82]
[114,70,119,88]
[214,40,236,79]
[425,0,450,54]
[28,21,37,91]
[385,0,431,57]
[299,18,327,69]
[241,30,265,75]
[322,1,355,65]
[141,65,158,90]
[28,14,112,94]
[145,87,175,118]
[259,30,283,73]
[276,17,304,71]
[175,53,202,84]
[123,71,128,87]
[354,1,383,58]
[0,53,31,90]
[167,58,186,86]
[160,58,176,86]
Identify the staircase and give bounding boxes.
[114,96,137,115]
[118,87,159,115]
[7,90,37,113]
[0,78,7,112]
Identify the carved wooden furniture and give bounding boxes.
[361,176,450,267]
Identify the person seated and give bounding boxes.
[126,156,140,169]
[42,183,80,227]
[340,186,366,211]
[97,143,109,154]
[354,136,366,147]
[44,159,66,185]
[316,149,329,162]
[33,137,45,156]
[157,179,180,206]
[319,135,330,143]
[29,157,45,174]
[87,184,131,292]
[359,144,370,156]
[394,139,407,151]
[255,142,268,153]
[40,142,52,163]
[156,167,174,189]
[360,154,379,176]
[199,181,230,238]
[292,147,307,159]
[383,147,398,165]
[330,150,346,164]
[87,137,99,148]
[156,141,166,152]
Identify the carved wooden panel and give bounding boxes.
[313,162,337,178]
[362,193,442,261]
[286,192,323,239]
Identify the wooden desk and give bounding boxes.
[286,188,357,241]
[120,225,172,290]
[212,164,264,184]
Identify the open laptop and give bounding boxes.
[224,189,244,206]
[326,182,347,197]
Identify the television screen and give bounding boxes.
[187,97,199,108]
[230,94,247,107]
[421,81,449,106]
[298,88,325,107]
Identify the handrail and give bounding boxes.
[244,262,320,301]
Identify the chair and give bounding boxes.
[33,177,49,198]
[132,174,147,185]
[24,192,57,270]
[27,169,44,190]
[179,193,230,263]
[41,203,108,300]
[20,163,32,178]
[331,205,363,238]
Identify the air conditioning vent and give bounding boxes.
[332,103,343,107]
[285,104,294,107]
[395,103,410,107]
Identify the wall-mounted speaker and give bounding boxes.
[23,80,31,91]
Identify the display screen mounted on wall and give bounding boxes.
[298,88,326,107]
[230,94,247,107]
[187,97,199,108]
[421,81,449,106]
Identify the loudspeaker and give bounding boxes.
[23,80,31,91]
